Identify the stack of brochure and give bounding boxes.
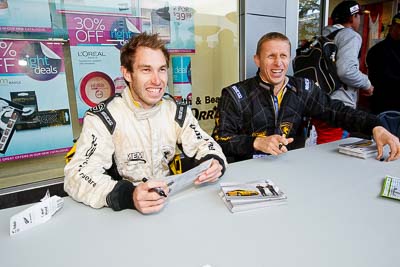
[219,179,287,213]
[381,175,400,201]
[338,139,377,159]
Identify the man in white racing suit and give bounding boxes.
[64,33,227,214]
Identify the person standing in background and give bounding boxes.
[366,13,400,115]
[313,0,374,144]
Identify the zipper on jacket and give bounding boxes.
[272,89,290,135]
[272,95,279,127]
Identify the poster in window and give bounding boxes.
[168,6,195,53]
[0,40,73,162]
[139,1,195,53]
[56,0,132,15]
[65,12,142,119]
[0,0,52,33]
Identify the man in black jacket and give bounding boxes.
[366,13,400,114]
[212,32,400,162]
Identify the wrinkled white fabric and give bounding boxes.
[64,87,226,208]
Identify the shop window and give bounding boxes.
[0,0,239,190]
[298,0,324,47]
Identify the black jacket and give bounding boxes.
[212,74,381,162]
[366,35,400,114]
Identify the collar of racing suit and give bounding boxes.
[255,70,289,96]
[122,87,163,120]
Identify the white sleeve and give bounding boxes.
[177,106,227,166]
[64,113,118,209]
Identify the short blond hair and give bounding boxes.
[256,32,291,55]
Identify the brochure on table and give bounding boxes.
[381,175,400,201]
[0,0,52,33]
[0,40,73,162]
[338,139,377,159]
[219,179,287,213]
[65,12,141,119]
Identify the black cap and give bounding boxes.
[331,1,365,23]
[392,13,400,25]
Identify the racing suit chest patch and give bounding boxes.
[87,96,119,134]
[175,102,187,127]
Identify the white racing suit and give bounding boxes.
[64,87,227,210]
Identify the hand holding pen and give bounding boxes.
[278,134,287,150]
[277,134,293,153]
[253,134,294,156]
[132,178,169,214]
[142,178,167,197]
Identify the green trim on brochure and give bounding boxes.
[381,176,400,201]
[388,177,393,198]
[380,177,388,197]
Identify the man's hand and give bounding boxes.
[360,85,374,96]
[194,159,223,185]
[133,180,168,214]
[373,126,400,161]
[253,135,294,156]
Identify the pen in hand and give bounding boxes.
[142,177,167,197]
[278,134,286,150]
[150,187,167,197]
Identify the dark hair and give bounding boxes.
[332,13,352,25]
[256,32,291,55]
[120,32,170,72]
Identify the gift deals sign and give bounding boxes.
[0,41,64,80]
[21,43,63,81]
[0,40,73,161]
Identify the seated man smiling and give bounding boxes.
[212,32,400,162]
[64,33,227,214]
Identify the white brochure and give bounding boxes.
[165,158,213,196]
[10,191,64,236]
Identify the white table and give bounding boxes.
[1,138,399,267]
